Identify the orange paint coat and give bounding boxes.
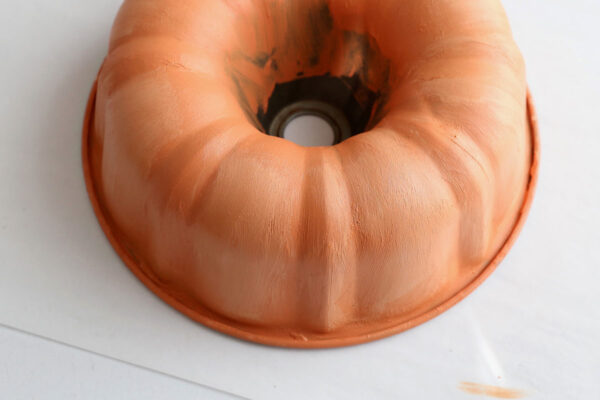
[83,0,539,347]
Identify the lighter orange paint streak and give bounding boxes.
[459,382,526,399]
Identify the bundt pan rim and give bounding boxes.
[82,75,539,348]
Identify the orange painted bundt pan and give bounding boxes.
[82,84,538,348]
[82,0,539,348]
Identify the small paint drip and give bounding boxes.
[458,382,526,399]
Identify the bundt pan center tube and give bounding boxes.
[83,0,539,348]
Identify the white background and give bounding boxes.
[1,1,599,399]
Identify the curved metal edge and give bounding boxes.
[82,76,540,349]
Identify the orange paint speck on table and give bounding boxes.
[459,381,527,399]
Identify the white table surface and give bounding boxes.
[0,324,241,399]
[1,1,599,399]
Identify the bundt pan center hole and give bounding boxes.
[258,75,379,146]
[272,100,351,146]
[225,2,393,147]
[281,113,336,147]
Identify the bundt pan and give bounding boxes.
[83,0,539,348]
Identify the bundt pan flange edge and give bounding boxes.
[82,0,539,348]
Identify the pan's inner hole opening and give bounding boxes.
[282,113,336,147]
[224,4,395,146]
[258,75,379,146]
[270,99,352,146]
